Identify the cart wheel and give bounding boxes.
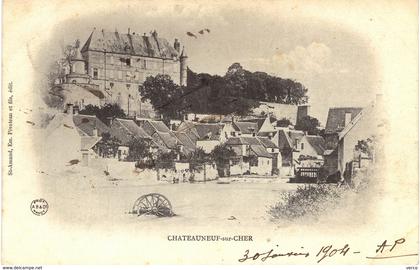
[131,193,174,217]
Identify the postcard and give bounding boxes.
[1,0,418,265]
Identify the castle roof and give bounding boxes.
[81,29,179,60]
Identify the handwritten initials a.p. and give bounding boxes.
[376,238,405,253]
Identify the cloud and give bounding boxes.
[243,42,333,80]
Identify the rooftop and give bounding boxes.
[81,29,180,60]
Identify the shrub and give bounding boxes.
[268,184,343,220]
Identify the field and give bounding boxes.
[40,165,300,229]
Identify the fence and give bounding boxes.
[290,167,320,183]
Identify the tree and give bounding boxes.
[187,148,209,171]
[295,115,321,135]
[277,118,292,127]
[79,103,126,123]
[211,144,236,166]
[96,132,121,158]
[155,151,178,169]
[210,144,236,177]
[139,74,187,120]
[126,137,153,161]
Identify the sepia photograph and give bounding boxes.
[1,0,418,266]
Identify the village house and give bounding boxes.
[136,119,192,157]
[107,117,153,160]
[252,102,309,126]
[295,135,326,167]
[43,105,102,167]
[326,97,383,179]
[323,107,364,176]
[257,137,281,174]
[176,121,229,153]
[225,137,273,176]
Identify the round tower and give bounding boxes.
[66,39,90,84]
[179,46,188,87]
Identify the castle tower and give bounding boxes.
[66,39,90,84]
[180,46,188,86]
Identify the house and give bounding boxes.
[194,123,225,153]
[137,119,190,156]
[231,121,259,137]
[252,102,309,125]
[108,118,152,160]
[43,105,102,168]
[296,135,325,167]
[73,114,111,137]
[274,128,305,176]
[175,121,228,153]
[323,97,382,178]
[225,137,273,176]
[257,137,281,174]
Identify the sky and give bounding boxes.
[39,3,379,125]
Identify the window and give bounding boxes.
[109,82,114,88]
[141,59,147,69]
[93,68,98,79]
[295,139,299,148]
[250,156,258,167]
[271,148,274,153]
[230,132,236,137]
[301,143,304,150]
[126,58,131,66]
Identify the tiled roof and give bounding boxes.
[149,120,171,133]
[81,136,102,150]
[233,121,258,134]
[250,145,272,158]
[109,118,150,145]
[81,29,179,60]
[174,132,196,152]
[153,131,179,150]
[73,114,110,136]
[288,130,305,144]
[257,137,278,149]
[325,107,363,134]
[225,137,261,146]
[194,123,223,140]
[277,129,293,150]
[305,135,326,155]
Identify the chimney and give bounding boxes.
[128,28,131,35]
[344,112,352,126]
[92,126,98,137]
[297,105,309,123]
[174,38,180,53]
[73,105,79,115]
[66,103,74,115]
[106,116,114,126]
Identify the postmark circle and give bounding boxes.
[30,198,49,216]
